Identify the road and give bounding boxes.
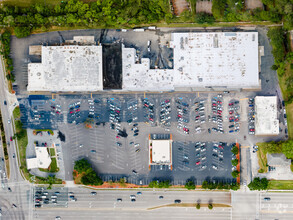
[32,188,293,220]
[34,189,232,220]
[0,51,31,219]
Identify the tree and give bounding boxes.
[230,183,240,191]
[149,180,159,188]
[208,203,213,209]
[195,12,215,24]
[232,159,239,166]
[14,26,31,38]
[265,141,282,154]
[158,180,170,188]
[202,181,208,189]
[81,170,103,185]
[267,27,286,64]
[74,158,91,173]
[149,180,170,188]
[282,140,293,158]
[185,180,196,190]
[212,0,227,20]
[231,170,240,178]
[248,177,268,190]
[231,146,239,155]
[196,203,200,209]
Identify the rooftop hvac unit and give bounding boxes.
[213,34,218,48]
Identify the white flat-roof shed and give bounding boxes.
[149,138,172,166]
[255,96,279,136]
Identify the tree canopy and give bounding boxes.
[149,180,170,188]
[248,177,268,191]
[74,158,103,186]
[185,180,196,190]
[74,158,91,173]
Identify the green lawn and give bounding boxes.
[268,180,293,190]
[256,143,269,173]
[14,120,28,179]
[13,106,21,119]
[286,102,293,139]
[33,175,63,184]
[50,158,58,173]
[50,148,55,157]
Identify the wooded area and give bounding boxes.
[0,0,292,39]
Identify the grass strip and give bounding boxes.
[148,203,231,210]
[268,180,293,190]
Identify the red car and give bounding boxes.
[56,111,61,114]
[229,116,234,120]
[196,161,201,165]
[212,103,217,106]
[217,101,222,104]
[116,136,120,139]
[229,103,234,106]
[116,110,120,113]
[165,99,170,103]
[183,128,189,132]
[10,136,13,141]
[76,109,80,112]
[177,115,182,118]
[219,145,223,149]
[229,111,234,115]
[250,128,255,132]
[235,118,239,122]
[69,111,74,114]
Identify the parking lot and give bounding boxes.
[18,91,286,185]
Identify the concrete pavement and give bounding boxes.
[0,51,31,220]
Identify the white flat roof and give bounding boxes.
[26,147,52,169]
[122,45,174,91]
[122,32,260,91]
[255,96,279,135]
[151,140,171,164]
[27,45,103,92]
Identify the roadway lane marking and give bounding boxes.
[260,210,293,214]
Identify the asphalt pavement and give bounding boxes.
[0,50,32,220]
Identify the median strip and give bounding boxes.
[148,203,231,210]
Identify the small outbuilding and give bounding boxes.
[149,134,172,167]
[255,96,279,136]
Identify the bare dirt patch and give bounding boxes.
[245,0,263,10]
[196,0,212,14]
[172,0,190,15]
